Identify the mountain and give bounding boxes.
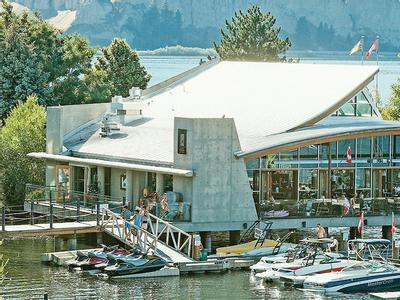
[10,0,400,51]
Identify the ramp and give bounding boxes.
[100,209,193,263]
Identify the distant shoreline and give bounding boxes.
[138,46,400,61]
[138,45,217,57]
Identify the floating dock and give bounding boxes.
[43,249,256,273]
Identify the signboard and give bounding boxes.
[193,234,201,246]
[177,129,187,154]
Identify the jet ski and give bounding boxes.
[103,255,168,278]
[66,244,119,269]
[94,249,143,271]
[72,248,131,271]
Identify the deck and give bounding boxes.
[0,221,100,237]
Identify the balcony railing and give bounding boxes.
[258,197,400,219]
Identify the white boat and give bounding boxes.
[303,262,400,293]
[251,238,342,276]
[255,251,346,283]
[303,239,400,293]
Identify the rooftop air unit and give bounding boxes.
[129,87,142,100]
[100,113,121,137]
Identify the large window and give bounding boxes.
[338,139,355,166]
[299,169,318,200]
[356,168,371,198]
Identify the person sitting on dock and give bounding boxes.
[122,205,132,240]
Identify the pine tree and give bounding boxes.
[95,38,151,96]
[214,5,291,61]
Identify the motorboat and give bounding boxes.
[251,238,342,274]
[215,221,295,258]
[102,255,168,278]
[254,239,344,282]
[303,262,400,293]
[303,239,400,293]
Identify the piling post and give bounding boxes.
[49,190,53,229]
[96,198,100,226]
[1,207,5,231]
[77,197,80,223]
[30,201,34,225]
[43,293,48,300]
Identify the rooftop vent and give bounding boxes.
[100,113,121,137]
[129,87,142,100]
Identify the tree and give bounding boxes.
[213,5,291,61]
[0,3,52,119]
[52,34,95,105]
[0,96,46,204]
[0,1,97,116]
[95,38,151,96]
[381,80,400,120]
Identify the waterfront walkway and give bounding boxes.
[0,221,100,237]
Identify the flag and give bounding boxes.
[358,211,364,234]
[346,146,352,164]
[365,39,378,59]
[391,212,396,234]
[349,40,362,55]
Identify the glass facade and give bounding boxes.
[246,135,400,219]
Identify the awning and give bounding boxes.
[28,152,193,177]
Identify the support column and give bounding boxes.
[97,166,105,196]
[229,230,241,245]
[200,232,212,252]
[156,173,164,194]
[349,227,360,239]
[96,232,103,246]
[382,225,392,240]
[46,163,57,188]
[126,170,133,208]
[67,235,77,250]
[133,171,140,206]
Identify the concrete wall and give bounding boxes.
[46,103,111,154]
[173,117,258,231]
[110,168,125,200]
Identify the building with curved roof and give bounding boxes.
[29,59,400,233]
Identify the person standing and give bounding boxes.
[121,205,132,240]
[316,223,326,239]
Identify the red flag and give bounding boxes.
[391,212,396,234]
[358,211,364,234]
[346,146,352,164]
[365,39,378,59]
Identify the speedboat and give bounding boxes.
[102,255,168,278]
[254,239,344,282]
[303,262,400,293]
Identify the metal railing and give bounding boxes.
[258,197,400,219]
[100,208,192,259]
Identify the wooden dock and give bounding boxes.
[370,292,400,299]
[0,221,100,237]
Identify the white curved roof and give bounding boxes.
[66,61,382,164]
[143,61,379,138]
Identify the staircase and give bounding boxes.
[100,208,193,263]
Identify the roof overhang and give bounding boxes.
[236,120,400,160]
[28,152,193,177]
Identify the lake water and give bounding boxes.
[1,236,373,300]
[141,51,400,105]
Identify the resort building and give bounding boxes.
[28,59,400,234]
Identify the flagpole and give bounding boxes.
[361,35,364,65]
[375,36,380,93]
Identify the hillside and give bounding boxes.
[10,0,400,51]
